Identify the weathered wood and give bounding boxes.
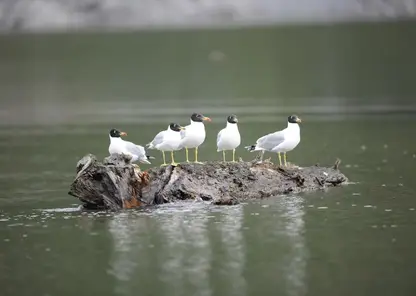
[68,154,349,210]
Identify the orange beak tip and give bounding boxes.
[120,132,127,136]
[204,117,212,122]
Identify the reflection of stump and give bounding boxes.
[68,154,349,210]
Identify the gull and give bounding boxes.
[108,128,153,164]
[245,115,302,166]
[178,113,211,163]
[146,123,185,166]
[216,114,241,162]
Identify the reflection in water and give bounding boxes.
[105,199,306,296]
[107,212,144,296]
[157,206,186,296]
[157,202,212,296]
[279,196,307,296]
[182,207,212,296]
[218,205,247,296]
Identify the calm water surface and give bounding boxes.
[1,119,415,296]
[1,21,416,296]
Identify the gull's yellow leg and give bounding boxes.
[170,151,177,166]
[283,152,287,166]
[194,147,203,164]
[278,152,282,166]
[260,150,265,162]
[222,150,226,162]
[185,147,189,163]
[232,149,236,162]
[160,151,167,166]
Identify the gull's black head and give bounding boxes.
[109,128,127,138]
[227,114,238,124]
[169,123,185,132]
[191,113,212,123]
[288,115,302,124]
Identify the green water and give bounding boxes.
[1,21,416,296]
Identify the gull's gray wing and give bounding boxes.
[216,129,224,147]
[149,131,166,147]
[256,131,285,150]
[180,125,188,139]
[180,123,192,140]
[124,141,146,158]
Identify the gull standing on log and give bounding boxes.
[178,113,211,163]
[216,114,241,162]
[146,123,185,166]
[108,129,153,164]
[245,115,302,166]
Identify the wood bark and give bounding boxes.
[68,154,348,210]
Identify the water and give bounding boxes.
[1,21,416,296]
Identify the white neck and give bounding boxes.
[190,119,204,126]
[109,135,123,142]
[287,122,300,131]
[167,127,177,133]
[226,121,238,129]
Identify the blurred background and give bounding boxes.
[1,1,416,296]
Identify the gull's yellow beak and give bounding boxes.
[120,132,127,136]
[296,118,302,123]
[179,126,186,130]
[203,117,212,122]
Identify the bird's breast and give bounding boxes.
[185,125,205,138]
[109,141,124,154]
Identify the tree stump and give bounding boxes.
[68,154,349,210]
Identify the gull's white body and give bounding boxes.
[109,136,151,164]
[178,120,206,149]
[217,121,241,152]
[147,126,182,152]
[251,122,300,153]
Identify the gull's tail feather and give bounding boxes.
[146,143,155,149]
[139,155,154,164]
[245,145,257,152]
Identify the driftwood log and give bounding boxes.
[68,154,349,210]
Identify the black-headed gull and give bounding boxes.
[245,115,302,166]
[178,113,211,163]
[108,128,153,164]
[216,114,241,162]
[146,123,185,166]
